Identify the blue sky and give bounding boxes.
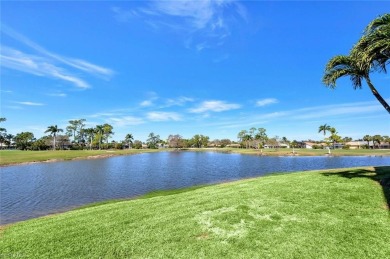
[1,1,389,142]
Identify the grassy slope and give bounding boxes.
[0,149,161,166]
[1,148,389,166]
[1,167,389,258]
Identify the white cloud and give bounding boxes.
[88,112,123,118]
[139,91,159,107]
[256,98,279,107]
[114,0,247,50]
[106,116,145,127]
[140,100,154,107]
[15,101,45,106]
[147,111,182,121]
[47,92,67,97]
[1,25,113,89]
[189,100,240,113]
[164,96,194,107]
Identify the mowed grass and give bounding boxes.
[1,148,389,166]
[0,149,161,166]
[203,147,390,157]
[1,167,389,258]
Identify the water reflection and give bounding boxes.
[1,152,389,224]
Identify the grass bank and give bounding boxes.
[0,149,161,166]
[1,148,389,166]
[195,147,390,157]
[1,167,389,258]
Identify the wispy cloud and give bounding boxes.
[255,98,279,107]
[47,92,67,97]
[113,0,247,50]
[1,25,114,89]
[189,100,240,113]
[106,116,145,127]
[147,111,182,121]
[139,91,159,107]
[213,100,385,130]
[164,96,194,107]
[14,101,45,106]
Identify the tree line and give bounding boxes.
[0,117,388,151]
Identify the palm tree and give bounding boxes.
[125,133,134,149]
[373,135,383,149]
[323,14,390,114]
[318,124,332,137]
[363,135,373,149]
[358,14,390,72]
[95,125,104,150]
[102,124,114,146]
[84,128,95,150]
[45,125,63,150]
[5,134,14,149]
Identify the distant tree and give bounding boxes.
[327,127,341,149]
[4,133,14,149]
[220,139,231,148]
[255,128,268,151]
[133,140,143,149]
[125,133,134,149]
[189,134,209,148]
[0,117,6,133]
[66,119,86,144]
[237,130,248,148]
[45,125,63,150]
[95,125,104,150]
[373,135,383,149]
[168,134,183,149]
[57,135,70,150]
[328,130,342,150]
[14,132,34,150]
[102,123,114,145]
[84,128,95,150]
[383,135,390,148]
[342,137,353,143]
[363,135,373,149]
[290,140,299,154]
[318,124,332,137]
[147,132,160,149]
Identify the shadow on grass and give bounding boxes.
[321,166,390,210]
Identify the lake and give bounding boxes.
[1,151,389,225]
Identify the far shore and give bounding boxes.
[1,148,390,167]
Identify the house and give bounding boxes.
[347,140,390,149]
[264,143,289,149]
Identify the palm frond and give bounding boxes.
[364,13,390,35]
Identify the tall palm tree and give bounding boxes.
[359,13,390,71]
[323,14,390,114]
[95,125,104,150]
[102,124,114,146]
[318,124,332,137]
[84,128,95,150]
[323,55,390,114]
[45,125,63,150]
[363,135,373,149]
[125,133,134,149]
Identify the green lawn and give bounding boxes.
[1,167,389,258]
[1,148,389,166]
[0,149,161,166]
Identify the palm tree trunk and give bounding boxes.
[53,135,56,151]
[365,76,390,114]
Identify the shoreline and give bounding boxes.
[1,148,390,167]
[2,165,388,227]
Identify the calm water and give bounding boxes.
[1,152,389,224]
